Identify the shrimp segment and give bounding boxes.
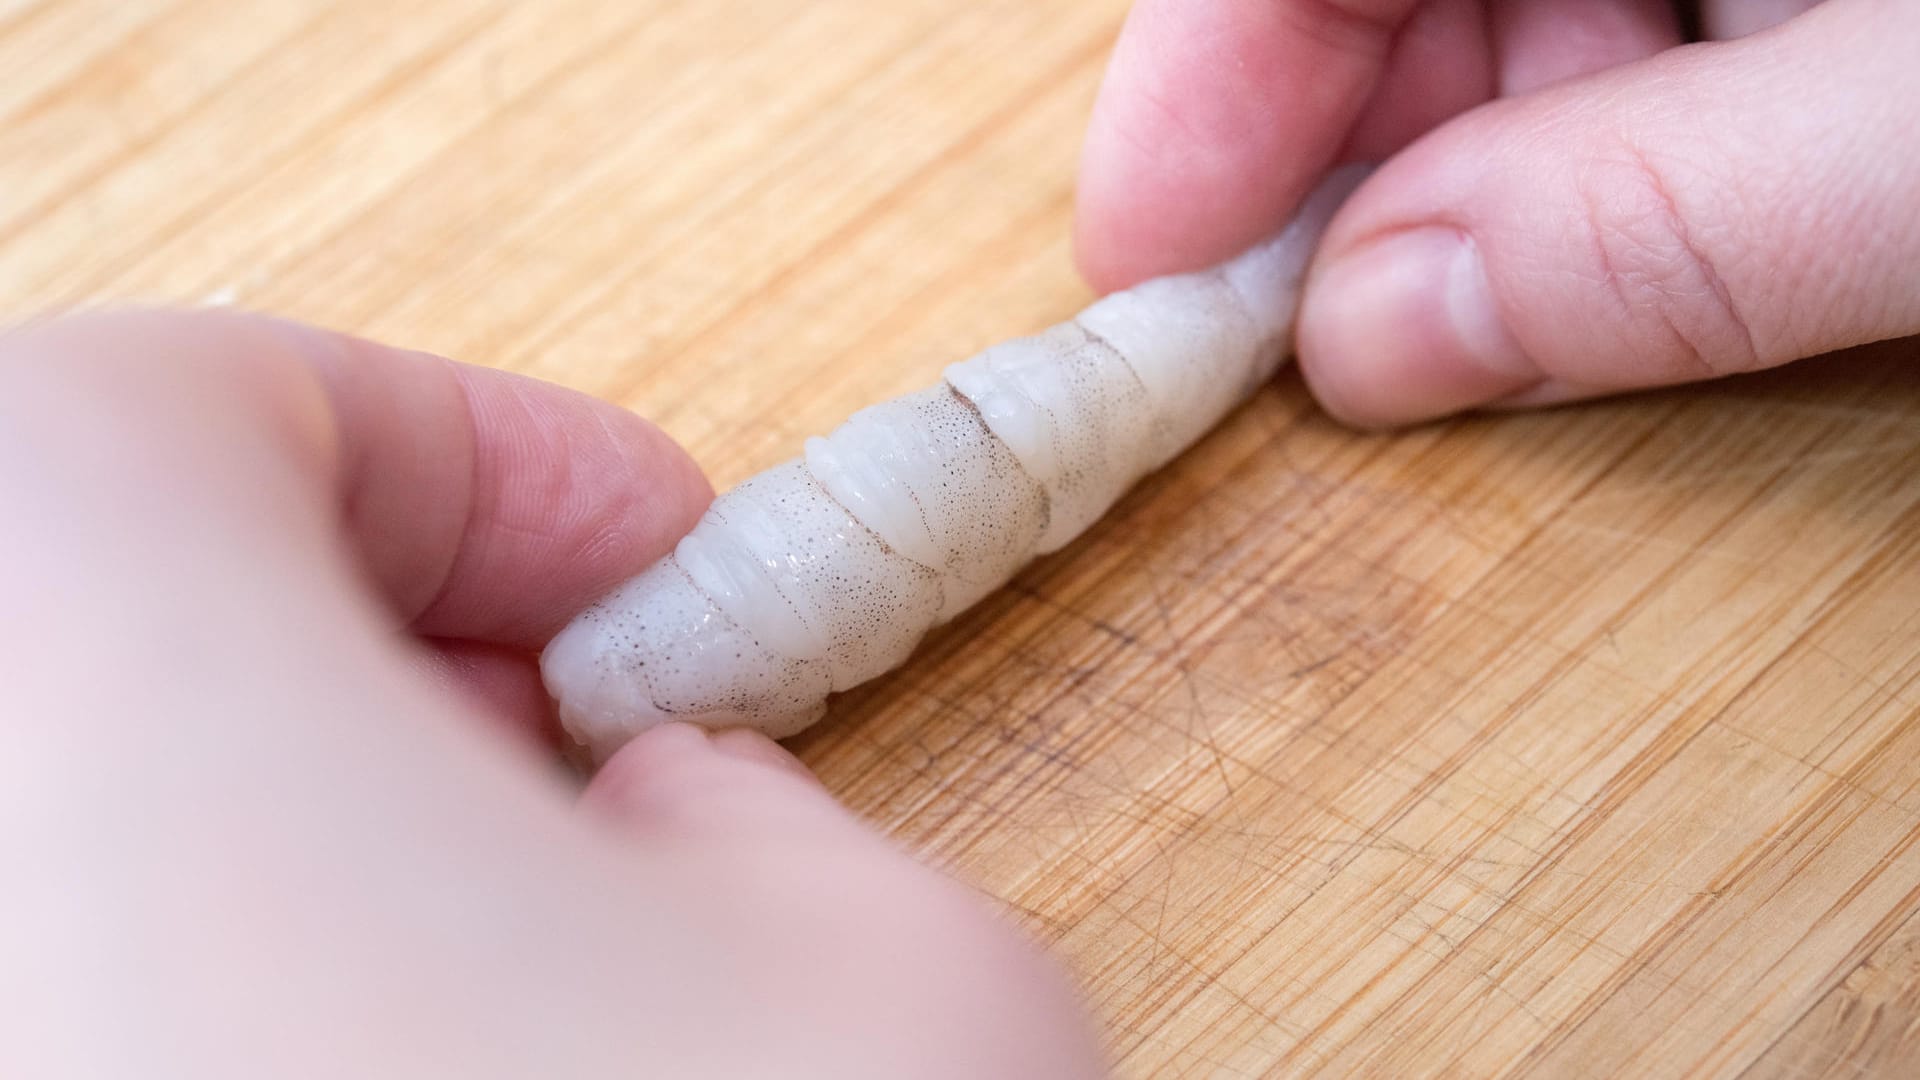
[947,322,1160,552]
[805,385,1051,617]
[543,169,1364,760]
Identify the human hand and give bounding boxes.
[1076,0,1919,427]
[0,312,1103,1078]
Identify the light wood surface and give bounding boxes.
[7,2,1918,1076]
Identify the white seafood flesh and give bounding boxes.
[544,169,1363,760]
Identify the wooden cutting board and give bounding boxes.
[7,1,1918,1075]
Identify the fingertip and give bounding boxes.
[409,364,715,646]
[1303,2,1920,421]
[1073,0,1415,291]
[1298,225,1538,427]
[580,726,1109,1079]
[580,722,714,827]
[704,727,824,787]
[582,722,830,837]
[1068,207,1136,298]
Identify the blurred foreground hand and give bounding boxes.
[0,312,1104,1079]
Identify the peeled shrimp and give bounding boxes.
[542,169,1362,760]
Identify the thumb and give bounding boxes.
[1296,1,1920,428]
[581,722,840,837]
[578,724,1109,1079]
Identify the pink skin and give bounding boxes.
[13,6,1911,1069]
[1075,0,1919,429]
[0,313,1104,1078]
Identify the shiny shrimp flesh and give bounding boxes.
[543,170,1362,760]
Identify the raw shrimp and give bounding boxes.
[542,169,1362,760]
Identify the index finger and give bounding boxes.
[305,328,712,648]
[2,311,710,652]
[1073,0,1422,292]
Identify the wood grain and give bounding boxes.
[6,2,1917,1076]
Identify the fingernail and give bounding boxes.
[1300,227,1535,427]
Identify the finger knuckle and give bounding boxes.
[1571,144,1760,383]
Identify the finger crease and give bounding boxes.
[1630,146,1759,379]
[407,356,486,627]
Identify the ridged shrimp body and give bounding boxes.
[543,171,1361,759]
